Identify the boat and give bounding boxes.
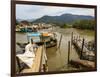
[17,32,57,48]
[41,32,57,48]
[20,27,33,32]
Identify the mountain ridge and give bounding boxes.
[32,13,94,24]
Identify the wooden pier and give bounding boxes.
[68,32,96,69]
[71,32,95,61]
[16,45,48,74]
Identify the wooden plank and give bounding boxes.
[70,59,95,69]
[21,46,43,73]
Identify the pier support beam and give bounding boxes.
[80,38,85,59]
[57,34,62,50]
[68,41,70,64]
[71,32,73,45]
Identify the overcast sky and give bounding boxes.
[16,4,95,20]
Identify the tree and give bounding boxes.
[60,23,71,28]
[73,19,95,30]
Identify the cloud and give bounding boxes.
[16,4,95,20]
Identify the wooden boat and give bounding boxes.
[41,32,57,48]
[17,32,57,48]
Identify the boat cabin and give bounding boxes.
[27,32,57,48]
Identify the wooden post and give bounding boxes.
[74,36,75,41]
[71,32,73,45]
[43,64,46,72]
[75,36,77,42]
[79,36,80,41]
[80,38,85,59]
[52,25,53,31]
[57,34,62,50]
[76,36,78,43]
[68,41,70,64]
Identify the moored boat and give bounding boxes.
[17,32,57,48]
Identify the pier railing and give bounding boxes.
[71,32,95,61]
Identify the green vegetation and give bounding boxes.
[76,29,95,36]
[60,24,72,28]
[73,20,95,30]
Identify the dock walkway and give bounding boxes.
[16,45,48,74]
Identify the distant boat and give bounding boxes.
[20,28,33,32]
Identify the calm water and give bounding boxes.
[16,27,95,71]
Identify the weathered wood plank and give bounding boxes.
[70,59,95,69]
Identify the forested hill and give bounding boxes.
[32,13,94,24]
